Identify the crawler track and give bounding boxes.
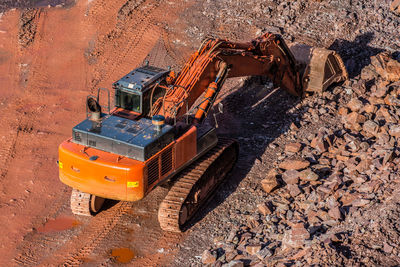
[60,201,133,266]
[70,189,92,216]
[158,138,238,232]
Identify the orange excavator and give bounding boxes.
[58,33,347,232]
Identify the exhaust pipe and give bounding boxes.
[152,115,165,133]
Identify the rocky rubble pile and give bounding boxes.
[184,0,400,53]
[201,52,400,266]
[181,0,400,87]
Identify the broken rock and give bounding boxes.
[351,198,370,207]
[373,80,390,98]
[391,0,400,15]
[261,171,279,193]
[257,202,273,216]
[256,246,273,260]
[384,242,394,253]
[344,112,366,125]
[246,244,262,255]
[384,94,400,106]
[389,125,400,138]
[370,52,400,82]
[287,184,301,197]
[222,260,244,267]
[328,206,341,220]
[364,103,378,114]
[202,249,217,264]
[347,98,363,112]
[285,142,302,153]
[279,160,310,170]
[363,120,379,136]
[299,169,319,181]
[282,222,310,250]
[311,136,328,153]
[282,170,300,184]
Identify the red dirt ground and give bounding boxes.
[0,1,192,265]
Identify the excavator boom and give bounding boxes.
[152,33,347,123]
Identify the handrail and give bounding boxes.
[97,87,111,114]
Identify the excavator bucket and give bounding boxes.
[289,44,348,94]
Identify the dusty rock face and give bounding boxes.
[222,260,244,267]
[257,202,272,215]
[298,169,318,181]
[245,244,261,255]
[256,247,273,261]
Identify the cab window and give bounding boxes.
[116,90,141,113]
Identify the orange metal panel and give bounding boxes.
[144,142,175,193]
[60,127,197,201]
[174,126,197,170]
[59,139,145,201]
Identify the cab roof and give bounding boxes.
[113,65,169,93]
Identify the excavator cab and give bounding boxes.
[112,65,170,117]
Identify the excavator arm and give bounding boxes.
[151,33,347,124]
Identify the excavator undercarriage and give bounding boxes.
[158,138,238,232]
[60,33,347,232]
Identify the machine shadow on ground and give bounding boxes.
[183,76,305,230]
[328,32,384,79]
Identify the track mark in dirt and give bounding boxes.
[13,187,71,266]
[89,0,163,92]
[15,201,133,266]
[134,231,183,267]
[55,202,134,266]
[144,30,187,69]
[18,9,42,48]
[161,30,187,67]
[0,129,19,180]
[87,193,184,266]
[1,7,50,182]
[8,1,189,265]
[18,8,49,90]
[0,117,35,181]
